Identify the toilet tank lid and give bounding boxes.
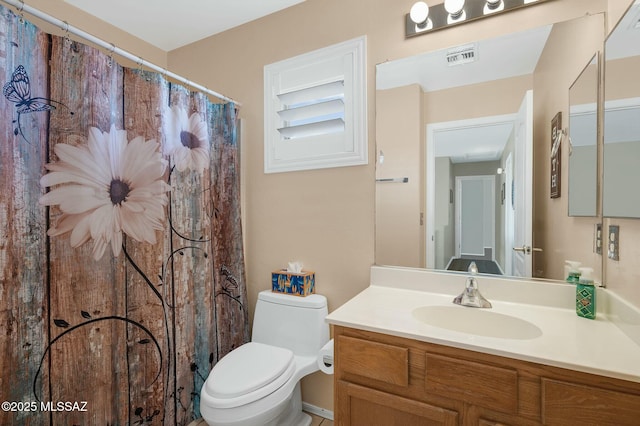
[258,290,327,309]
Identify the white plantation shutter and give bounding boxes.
[264,36,367,173]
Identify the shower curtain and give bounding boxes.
[0,6,248,425]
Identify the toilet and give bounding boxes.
[200,290,329,426]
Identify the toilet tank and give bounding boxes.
[252,290,329,357]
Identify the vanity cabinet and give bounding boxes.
[333,326,640,425]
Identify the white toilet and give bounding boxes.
[200,290,329,426]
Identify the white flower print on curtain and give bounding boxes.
[39,124,171,260]
[0,5,248,424]
[164,105,210,173]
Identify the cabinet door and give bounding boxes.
[336,381,458,426]
[542,378,640,425]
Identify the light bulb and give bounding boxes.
[444,0,465,17]
[410,2,430,25]
[484,0,504,14]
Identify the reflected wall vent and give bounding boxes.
[446,43,477,66]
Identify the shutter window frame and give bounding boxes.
[264,36,367,173]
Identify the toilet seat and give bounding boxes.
[204,342,295,409]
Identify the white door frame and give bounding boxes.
[504,152,514,275]
[511,90,534,277]
[426,113,516,269]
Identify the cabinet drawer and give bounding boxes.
[337,381,458,426]
[425,352,518,414]
[337,335,409,387]
[542,378,640,425]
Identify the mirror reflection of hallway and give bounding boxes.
[429,91,533,277]
[448,175,502,275]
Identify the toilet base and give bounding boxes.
[269,383,311,426]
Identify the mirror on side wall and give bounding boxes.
[375,13,604,282]
[568,54,599,217]
[603,0,640,218]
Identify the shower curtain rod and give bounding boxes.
[1,0,241,106]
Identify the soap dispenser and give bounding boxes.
[576,267,596,319]
[565,261,582,284]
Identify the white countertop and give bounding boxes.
[326,266,640,383]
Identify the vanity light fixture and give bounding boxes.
[405,0,553,38]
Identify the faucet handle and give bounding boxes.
[468,261,478,275]
[452,261,492,308]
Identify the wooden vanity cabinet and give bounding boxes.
[333,326,640,425]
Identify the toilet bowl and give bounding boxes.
[200,290,329,426]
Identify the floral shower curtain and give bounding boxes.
[0,6,248,425]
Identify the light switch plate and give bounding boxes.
[608,225,619,261]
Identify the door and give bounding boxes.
[455,175,495,258]
[511,90,534,277]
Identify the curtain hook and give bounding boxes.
[107,43,116,67]
[17,0,25,24]
[137,57,151,81]
[61,21,71,44]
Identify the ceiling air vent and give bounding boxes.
[446,43,477,66]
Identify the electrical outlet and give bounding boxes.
[608,225,619,261]
[595,223,602,255]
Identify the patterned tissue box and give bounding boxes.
[271,270,315,296]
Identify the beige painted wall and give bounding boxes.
[376,85,424,267]
[167,0,623,412]
[532,13,605,281]
[425,74,533,123]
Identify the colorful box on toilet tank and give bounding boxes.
[271,270,315,296]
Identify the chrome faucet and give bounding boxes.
[453,262,492,308]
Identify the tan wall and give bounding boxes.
[425,74,533,123]
[532,13,605,281]
[167,0,618,411]
[376,85,424,267]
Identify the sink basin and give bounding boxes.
[412,305,542,340]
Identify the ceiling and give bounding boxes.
[376,24,551,93]
[377,25,553,164]
[64,0,307,51]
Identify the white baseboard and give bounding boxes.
[302,402,334,421]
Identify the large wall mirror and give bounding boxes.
[604,0,640,218]
[375,12,604,281]
[568,54,599,217]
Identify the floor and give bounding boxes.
[188,412,333,426]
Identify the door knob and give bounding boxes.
[512,245,543,254]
